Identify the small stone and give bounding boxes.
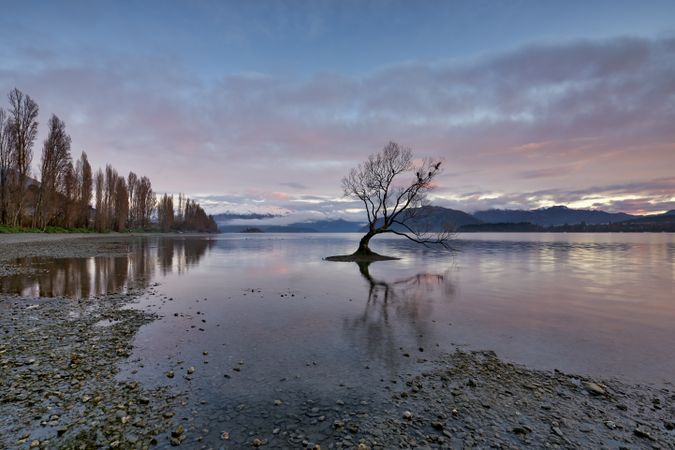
[187,367,195,375]
[403,411,413,420]
[579,424,593,433]
[552,426,563,437]
[252,437,263,447]
[202,351,208,356]
[584,382,605,396]
[170,437,181,446]
[604,421,616,429]
[633,427,654,440]
[166,371,175,378]
[81,395,91,403]
[274,399,282,406]
[172,425,185,438]
[432,421,444,431]
[29,441,40,449]
[221,431,230,440]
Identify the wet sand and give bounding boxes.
[1,235,673,449]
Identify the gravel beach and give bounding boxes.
[1,234,673,449]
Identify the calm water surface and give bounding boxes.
[3,233,674,444]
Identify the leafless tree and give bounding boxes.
[94,168,104,232]
[179,197,218,233]
[35,114,72,228]
[114,177,128,231]
[131,175,154,229]
[157,193,174,232]
[7,88,39,226]
[62,161,77,227]
[334,141,451,260]
[77,152,93,228]
[0,108,11,224]
[127,171,137,227]
[104,164,117,228]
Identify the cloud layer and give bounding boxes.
[1,33,673,215]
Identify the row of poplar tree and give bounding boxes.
[0,88,217,233]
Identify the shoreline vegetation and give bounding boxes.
[1,235,674,448]
[0,88,218,235]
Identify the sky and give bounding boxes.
[1,0,674,221]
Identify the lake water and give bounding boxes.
[3,233,675,445]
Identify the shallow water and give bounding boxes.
[3,233,675,444]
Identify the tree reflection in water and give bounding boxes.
[343,261,455,370]
[0,237,214,299]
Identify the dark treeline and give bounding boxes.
[157,192,218,233]
[0,88,217,233]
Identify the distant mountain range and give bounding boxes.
[216,206,675,233]
[373,205,480,232]
[473,206,634,226]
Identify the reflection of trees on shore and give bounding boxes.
[157,237,214,275]
[343,262,454,370]
[0,237,215,299]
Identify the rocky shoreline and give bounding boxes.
[1,235,673,449]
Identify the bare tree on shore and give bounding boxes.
[76,152,93,228]
[7,88,39,226]
[94,168,105,232]
[0,108,11,224]
[35,114,72,228]
[127,171,137,227]
[114,177,128,231]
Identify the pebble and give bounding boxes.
[171,425,185,438]
[633,427,654,440]
[584,382,606,396]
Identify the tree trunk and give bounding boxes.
[355,231,376,255]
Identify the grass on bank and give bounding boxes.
[0,225,98,234]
